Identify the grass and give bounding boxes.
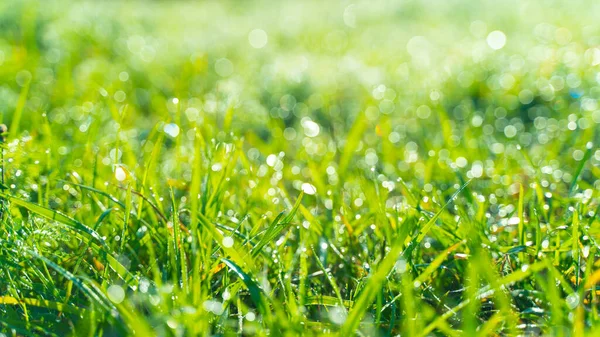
[1,0,600,335]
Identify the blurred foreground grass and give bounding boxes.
[1,0,600,336]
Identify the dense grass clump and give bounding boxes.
[1,0,600,336]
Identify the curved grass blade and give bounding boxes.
[251,192,303,257]
[0,193,108,247]
[311,246,346,314]
[1,193,139,288]
[414,180,471,245]
[222,258,270,319]
[59,180,125,208]
[414,240,465,286]
[15,246,115,315]
[419,259,548,336]
[0,296,86,316]
[341,182,470,335]
[569,144,593,195]
[339,111,367,176]
[198,213,254,270]
[340,239,404,336]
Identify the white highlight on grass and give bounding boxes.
[248,29,268,49]
[222,236,234,248]
[222,289,231,300]
[583,245,591,258]
[487,30,506,50]
[107,285,125,304]
[541,240,550,249]
[115,166,127,181]
[164,123,180,137]
[301,182,317,195]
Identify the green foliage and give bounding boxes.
[0,0,600,336]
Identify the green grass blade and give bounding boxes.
[222,258,270,319]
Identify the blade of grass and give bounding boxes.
[0,296,86,315]
[251,192,303,257]
[222,258,270,320]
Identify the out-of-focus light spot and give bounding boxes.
[487,30,506,50]
[16,70,32,87]
[302,119,320,137]
[456,157,468,168]
[107,285,125,304]
[266,154,277,167]
[246,312,256,321]
[114,91,126,102]
[119,71,129,81]
[164,123,180,137]
[504,125,517,138]
[203,300,224,315]
[518,90,534,104]
[416,105,431,119]
[215,58,234,77]
[248,29,268,48]
[343,5,356,28]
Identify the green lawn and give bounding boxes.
[1,0,600,336]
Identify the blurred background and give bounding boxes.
[1,0,599,189]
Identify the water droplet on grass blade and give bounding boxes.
[222,236,234,248]
[301,183,317,195]
[164,123,180,137]
[115,166,127,181]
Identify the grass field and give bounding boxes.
[1,0,600,336]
